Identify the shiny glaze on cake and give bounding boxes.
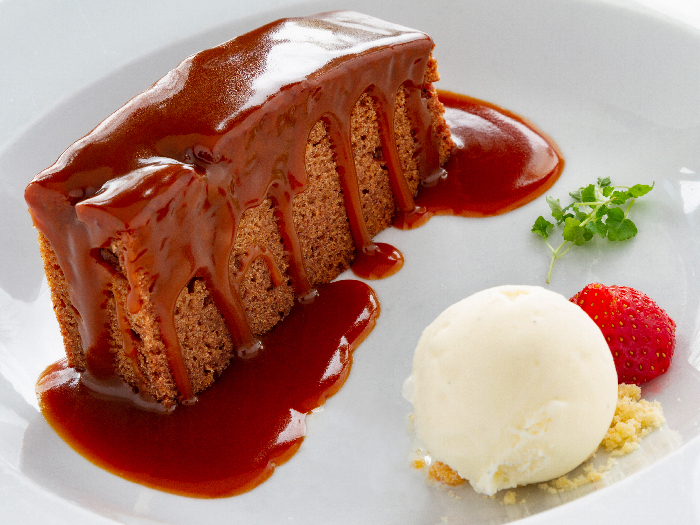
[25,11,443,402]
[26,11,566,497]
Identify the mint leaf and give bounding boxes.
[532,216,554,239]
[580,184,597,203]
[574,210,589,222]
[569,188,583,201]
[532,177,653,283]
[609,190,631,205]
[586,219,607,238]
[546,197,565,222]
[563,217,592,245]
[606,207,638,240]
[628,183,654,198]
[605,206,624,219]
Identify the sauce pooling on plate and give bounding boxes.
[28,12,563,498]
[35,91,562,497]
[394,91,564,229]
[38,280,379,498]
[25,11,445,404]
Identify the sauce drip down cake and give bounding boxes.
[25,11,453,408]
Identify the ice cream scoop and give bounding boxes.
[403,285,618,495]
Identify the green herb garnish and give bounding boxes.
[532,177,654,283]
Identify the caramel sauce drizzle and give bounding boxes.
[24,12,441,403]
[232,246,286,289]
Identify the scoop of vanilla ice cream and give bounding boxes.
[403,285,618,496]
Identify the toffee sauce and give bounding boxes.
[34,90,563,498]
[351,242,404,280]
[37,280,379,498]
[394,91,564,229]
[28,12,564,499]
[25,12,440,402]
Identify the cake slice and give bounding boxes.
[25,11,453,407]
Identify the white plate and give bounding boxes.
[2,0,700,523]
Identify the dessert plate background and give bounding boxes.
[2,0,700,523]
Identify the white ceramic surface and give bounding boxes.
[2,0,700,523]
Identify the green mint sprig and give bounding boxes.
[532,177,654,283]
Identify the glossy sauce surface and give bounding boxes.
[395,91,564,229]
[28,13,565,499]
[351,242,404,280]
[37,280,379,498]
[25,12,440,403]
[35,92,563,497]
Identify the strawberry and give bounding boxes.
[569,283,676,385]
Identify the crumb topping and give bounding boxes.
[503,491,518,505]
[538,457,616,494]
[429,461,465,486]
[414,383,665,495]
[601,383,664,455]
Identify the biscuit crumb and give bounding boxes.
[429,461,464,486]
[539,383,664,493]
[538,457,616,494]
[601,383,664,456]
[416,383,664,494]
[503,491,518,505]
[412,458,427,470]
